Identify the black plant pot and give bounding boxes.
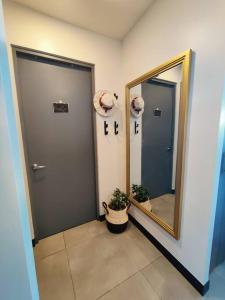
[106,220,129,234]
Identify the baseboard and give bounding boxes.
[98,214,105,222]
[32,238,37,248]
[129,214,210,296]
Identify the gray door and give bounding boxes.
[16,51,96,239]
[142,80,175,199]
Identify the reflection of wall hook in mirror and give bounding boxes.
[134,121,139,134]
[104,121,109,135]
[114,121,119,135]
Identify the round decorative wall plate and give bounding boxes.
[93,90,118,117]
[130,95,145,118]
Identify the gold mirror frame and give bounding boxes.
[126,49,192,239]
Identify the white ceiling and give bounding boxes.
[11,0,154,40]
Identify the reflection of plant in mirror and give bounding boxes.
[109,188,129,211]
[132,184,150,203]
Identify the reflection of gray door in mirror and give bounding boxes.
[141,80,175,199]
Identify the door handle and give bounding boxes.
[167,146,172,151]
[31,163,46,171]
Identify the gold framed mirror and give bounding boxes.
[126,49,192,239]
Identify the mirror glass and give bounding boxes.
[127,50,191,239]
[130,64,182,229]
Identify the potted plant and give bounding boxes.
[102,188,130,233]
[132,184,152,211]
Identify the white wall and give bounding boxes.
[0,0,39,298]
[3,0,124,228]
[122,0,225,284]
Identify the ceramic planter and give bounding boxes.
[102,202,131,233]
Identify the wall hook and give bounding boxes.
[104,121,109,135]
[114,93,118,100]
[134,121,139,134]
[114,121,119,135]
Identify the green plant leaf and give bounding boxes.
[109,188,129,211]
[132,184,150,203]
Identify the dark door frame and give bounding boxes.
[11,45,99,242]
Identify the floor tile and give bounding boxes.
[142,256,202,300]
[67,224,156,300]
[205,267,225,299]
[64,220,107,248]
[35,232,65,260]
[212,261,225,280]
[123,224,161,268]
[36,250,75,300]
[99,272,160,300]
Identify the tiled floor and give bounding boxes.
[34,220,224,300]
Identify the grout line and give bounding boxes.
[36,231,67,261]
[96,257,162,300]
[138,272,163,300]
[139,273,163,300]
[142,255,162,270]
[141,272,163,300]
[95,227,163,299]
[140,258,163,300]
[37,248,65,261]
[63,231,77,300]
[96,271,140,300]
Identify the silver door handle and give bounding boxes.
[167,146,172,151]
[31,163,46,171]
